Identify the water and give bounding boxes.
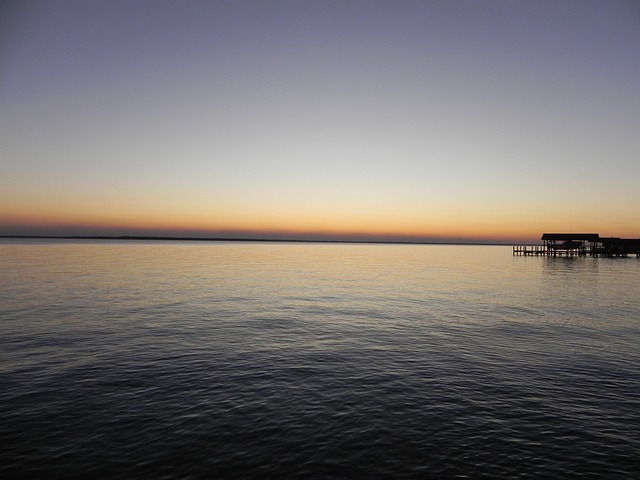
[1,239,639,479]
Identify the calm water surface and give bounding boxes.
[1,240,639,478]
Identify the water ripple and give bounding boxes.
[1,242,639,478]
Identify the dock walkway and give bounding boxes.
[513,233,640,258]
[512,245,589,257]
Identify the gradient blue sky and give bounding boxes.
[1,0,639,242]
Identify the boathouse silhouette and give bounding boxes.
[513,233,640,257]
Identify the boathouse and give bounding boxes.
[542,233,599,255]
[597,237,640,257]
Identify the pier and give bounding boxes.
[513,233,640,258]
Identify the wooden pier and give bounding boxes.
[513,233,640,258]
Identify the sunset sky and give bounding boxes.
[1,0,639,243]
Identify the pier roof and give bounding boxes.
[541,233,600,241]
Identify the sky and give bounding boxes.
[1,0,639,243]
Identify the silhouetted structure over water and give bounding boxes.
[513,234,640,257]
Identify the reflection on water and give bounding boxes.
[1,240,639,479]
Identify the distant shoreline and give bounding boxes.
[0,235,512,247]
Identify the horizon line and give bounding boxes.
[0,234,518,247]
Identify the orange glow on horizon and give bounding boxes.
[1,196,638,244]
[0,212,613,245]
